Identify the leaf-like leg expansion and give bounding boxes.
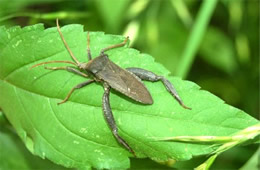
[100,36,129,55]
[126,67,191,110]
[44,66,88,78]
[58,79,95,105]
[102,83,136,156]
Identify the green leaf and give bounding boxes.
[0,125,68,170]
[0,24,258,169]
[130,158,173,170]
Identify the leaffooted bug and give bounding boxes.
[31,19,191,156]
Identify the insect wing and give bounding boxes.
[96,60,153,104]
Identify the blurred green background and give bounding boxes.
[0,0,259,169]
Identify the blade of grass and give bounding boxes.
[170,0,193,28]
[176,0,218,78]
[0,11,89,23]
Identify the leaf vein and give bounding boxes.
[47,98,120,150]
[13,86,85,164]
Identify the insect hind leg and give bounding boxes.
[126,67,191,110]
[102,83,136,156]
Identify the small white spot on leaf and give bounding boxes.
[79,127,88,133]
[15,40,22,47]
[42,152,46,158]
[94,149,101,153]
[7,32,11,39]
[118,118,122,125]
[73,140,80,144]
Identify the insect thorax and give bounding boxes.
[85,54,109,74]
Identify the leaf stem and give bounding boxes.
[153,123,260,170]
[154,124,260,144]
[196,124,260,170]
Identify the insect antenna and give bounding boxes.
[30,60,77,69]
[100,36,129,54]
[56,19,81,66]
[87,32,92,60]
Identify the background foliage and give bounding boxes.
[0,0,259,169]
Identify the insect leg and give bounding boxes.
[100,36,129,54]
[56,19,80,65]
[58,79,95,105]
[126,68,191,110]
[102,83,136,156]
[44,66,88,78]
[87,32,92,60]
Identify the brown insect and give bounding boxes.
[31,19,191,156]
